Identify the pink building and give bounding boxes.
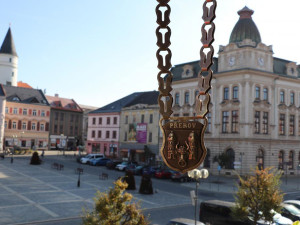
[86,92,142,157]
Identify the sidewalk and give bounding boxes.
[183,173,300,195]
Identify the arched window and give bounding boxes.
[204,148,210,168]
[263,88,268,101]
[223,87,229,100]
[288,151,294,170]
[184,92,189,104]
[278,150,284,170]
[233,86,238,99]
[175,93,179,105]
[290,92,295,105]
[225,148,235,169]
[256,149,264,170]
[280,91,285,103]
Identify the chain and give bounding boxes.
[156,0,216,120]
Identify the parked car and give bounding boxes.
[280,203,300,222]
[76,154,87,163]
[126,165,145,175]
[115,162,138,171]
[142,166,161,176]
[106,160,122,170]
[167,218,204,225]
[171,171,193,182]
[90,158,112,166]
[154,168,173,179]
[284,200,300,210]
[80,154,104,164]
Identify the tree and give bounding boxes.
[82,179,149,225]
[232,167,284,225]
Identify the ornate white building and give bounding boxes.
[0,27,18,86]
[170,7,300,175]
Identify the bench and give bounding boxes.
[51,163,64,170]
[76,168,83,174]
[99,172,108,180]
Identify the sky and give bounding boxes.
[0,0,299,109]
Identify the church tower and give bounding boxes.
[0,27,18,86]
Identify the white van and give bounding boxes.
[80,154,104,164]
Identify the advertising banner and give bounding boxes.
[136,123,147,143]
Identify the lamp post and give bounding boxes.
[11,134,17,164]
[188,168,209,225]
[110,140,115,158]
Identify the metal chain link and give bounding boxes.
[156,0,216,120]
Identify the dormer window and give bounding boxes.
[12,97,19,101]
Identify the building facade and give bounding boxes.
[3,85,50,150]
[79,104,97,147]
[170,7,300,175]
[119,91,160,164]
[86,92,142,156]
[46,94,83,150]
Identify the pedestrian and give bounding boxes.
[41,150,45,158]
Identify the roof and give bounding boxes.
[3,85,49,105]
[90,92,143,114]
[17,81,32,89]
[0,27,18,56]
[46,95,83,112]
[229,6,261,46]
[171,58,218,82]
[123,91,159,107]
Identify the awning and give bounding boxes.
[120,149,144,153]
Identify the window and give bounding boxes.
[32,110,37,116]
[223,87,229,100]
[125,116,128,124]
[124,132,127,141]
[232,110,238,133]
[40,124,45,131]
[263,88,268,101]
[203,148,211,168]
[41,110,45,117]
[9,58,11,62]
[255,86,260,99]
[55,112,59,120]
[4,121,7,128]
[289,115,295,136]
[98,130,101,138]
[106,131,110,138]
[113,131,117,139]
[5,107,8,114]
[149,132,152,142]
[206,113,211,133]
[278,151,284,170]
[195,90,199,99]
[13,108,17,114]
[54,125,58,133]
[279,114,285,135]
[70,126,73,135]
[232,86,238,99]
[23,109,27,115]
[59,125,63,134]
[222,111,229,133]
[175,93,179,105]
[141,114,145,123]
[280,91,285,103]
[92,130,95,138]
[184,92,189,104]
[32,123,36,130]
[254,111,260,134]
[92,117,96,125]
[12,121,17,129]
[290,92,295,105]
[262,112,268,134]
[149,114,153,123]
[22,122,27,130]
[99,117,102,125]
[60,113,64,121]
[133,115,136,123]
[75,115,79,122]
[107,117,110,125]
[70,114,74,122]
[113,117,117,124]
[289,151,294,170]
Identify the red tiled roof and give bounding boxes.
[17,81,32,89]
[46,95,82,112]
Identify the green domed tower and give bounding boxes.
[229,6,261,46]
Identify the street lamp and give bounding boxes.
[110,140,115,158]
[188,169,209,225]
[11,134,17,164]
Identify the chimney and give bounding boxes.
[55,93,59,97]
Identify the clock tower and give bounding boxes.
[218,6,273,73]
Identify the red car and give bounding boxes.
[154,169,173,179]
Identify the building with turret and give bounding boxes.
[170,6,300,175]
[0,28,18,86]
